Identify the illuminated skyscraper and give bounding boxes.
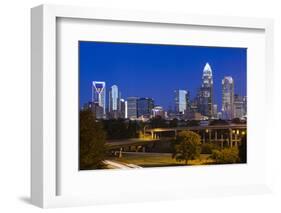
[152,106,165,118]
[222,76,234,120]
[120,98,126,119]
[137,97,154,118]
[92,81,106,117]
[243,96,247,117]
[213,104,218,119]
[127,97,139,120]
[109,85,120,111]
[233,94,244,118]
[198,63,214,117]
[108,85,121,118]
[174,90,189,114]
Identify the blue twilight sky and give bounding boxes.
[79,41,247,111]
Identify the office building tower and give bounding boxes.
[198,63,214,117]
[222,76,234,120]
[174,90,189,114]
[108,85,121,118]
[83,101,104,119]
[120,98,126,119]
[137,97,154,118]
[152,106,165,118]
[243,96,247,117]
[127,97,139,119]
[217,112,223,120]
[233,94,245,118]
[92,81,106,117]
[213,104,218,119]
[125,100,128,119]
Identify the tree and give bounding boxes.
[238,135,247,163]
[169,118,178,127]
[150,116,167,128]
[209,119,229,126]
[210,147,240,164]
[102,119,128,139]
[172,131,201,164]
[79,109,106,170]
[186,120,200,127]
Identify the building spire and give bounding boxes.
[203,62,212,77]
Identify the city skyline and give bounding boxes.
[79,41,247,112]
[79,41,248,170]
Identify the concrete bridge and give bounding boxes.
[145,124,246,148]
[106,124,246,157]
[106,138,160,157]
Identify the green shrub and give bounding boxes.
[201,143,219,154]
[210,147,240,164]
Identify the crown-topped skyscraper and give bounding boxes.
[198,62,214,118]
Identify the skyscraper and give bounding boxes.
[127,97,139,120]
[243,96,247,117]
[213,104,218,119]
[174,90,189,114]
[222,76,234,120]
[198,63,214,117]
[137,97,154,118]
[92,81,106,117]
[152,106,165,118]
[108,85,121,118]
[120,98,126,119]
[233,94,245,118]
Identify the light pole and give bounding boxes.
[143,125,149,139]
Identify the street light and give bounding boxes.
[143,125,149,139]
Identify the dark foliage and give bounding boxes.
[209,119,229,126]
[172,131,201,164]
[231,118,246,124]
[210,147,240,164]
[79,110,106,170]
[186,120,200,127]
[101,119,140,139]
[201,143,220,154]
[238,135,247,163]
[149,116,167,128]
[169,118,178,127]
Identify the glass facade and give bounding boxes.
[222,76,234,120]
[92,81,106,117]
[127,97,139,119]
[198,63,213,117]
[174,90,188,114]
[137,98,154,118]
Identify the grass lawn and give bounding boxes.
[108,153,214,167]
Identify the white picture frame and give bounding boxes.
[31,4,274,208]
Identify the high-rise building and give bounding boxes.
[174,90,189,114]
[83,101,104,119]
[222,76,234,120]
[137,97,154,118]
[152,106,165,118]
[233,94,245,118]
[127,97,139,119]
[125,100,128,119]
[213,104,218,119]
[120,98,126,119]
[217,112,223,120]
[92,81,106,117]
[108,85,121,118]
[198,63,214,118]
[243,96,247,117]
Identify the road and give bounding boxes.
[103,160,142,169]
